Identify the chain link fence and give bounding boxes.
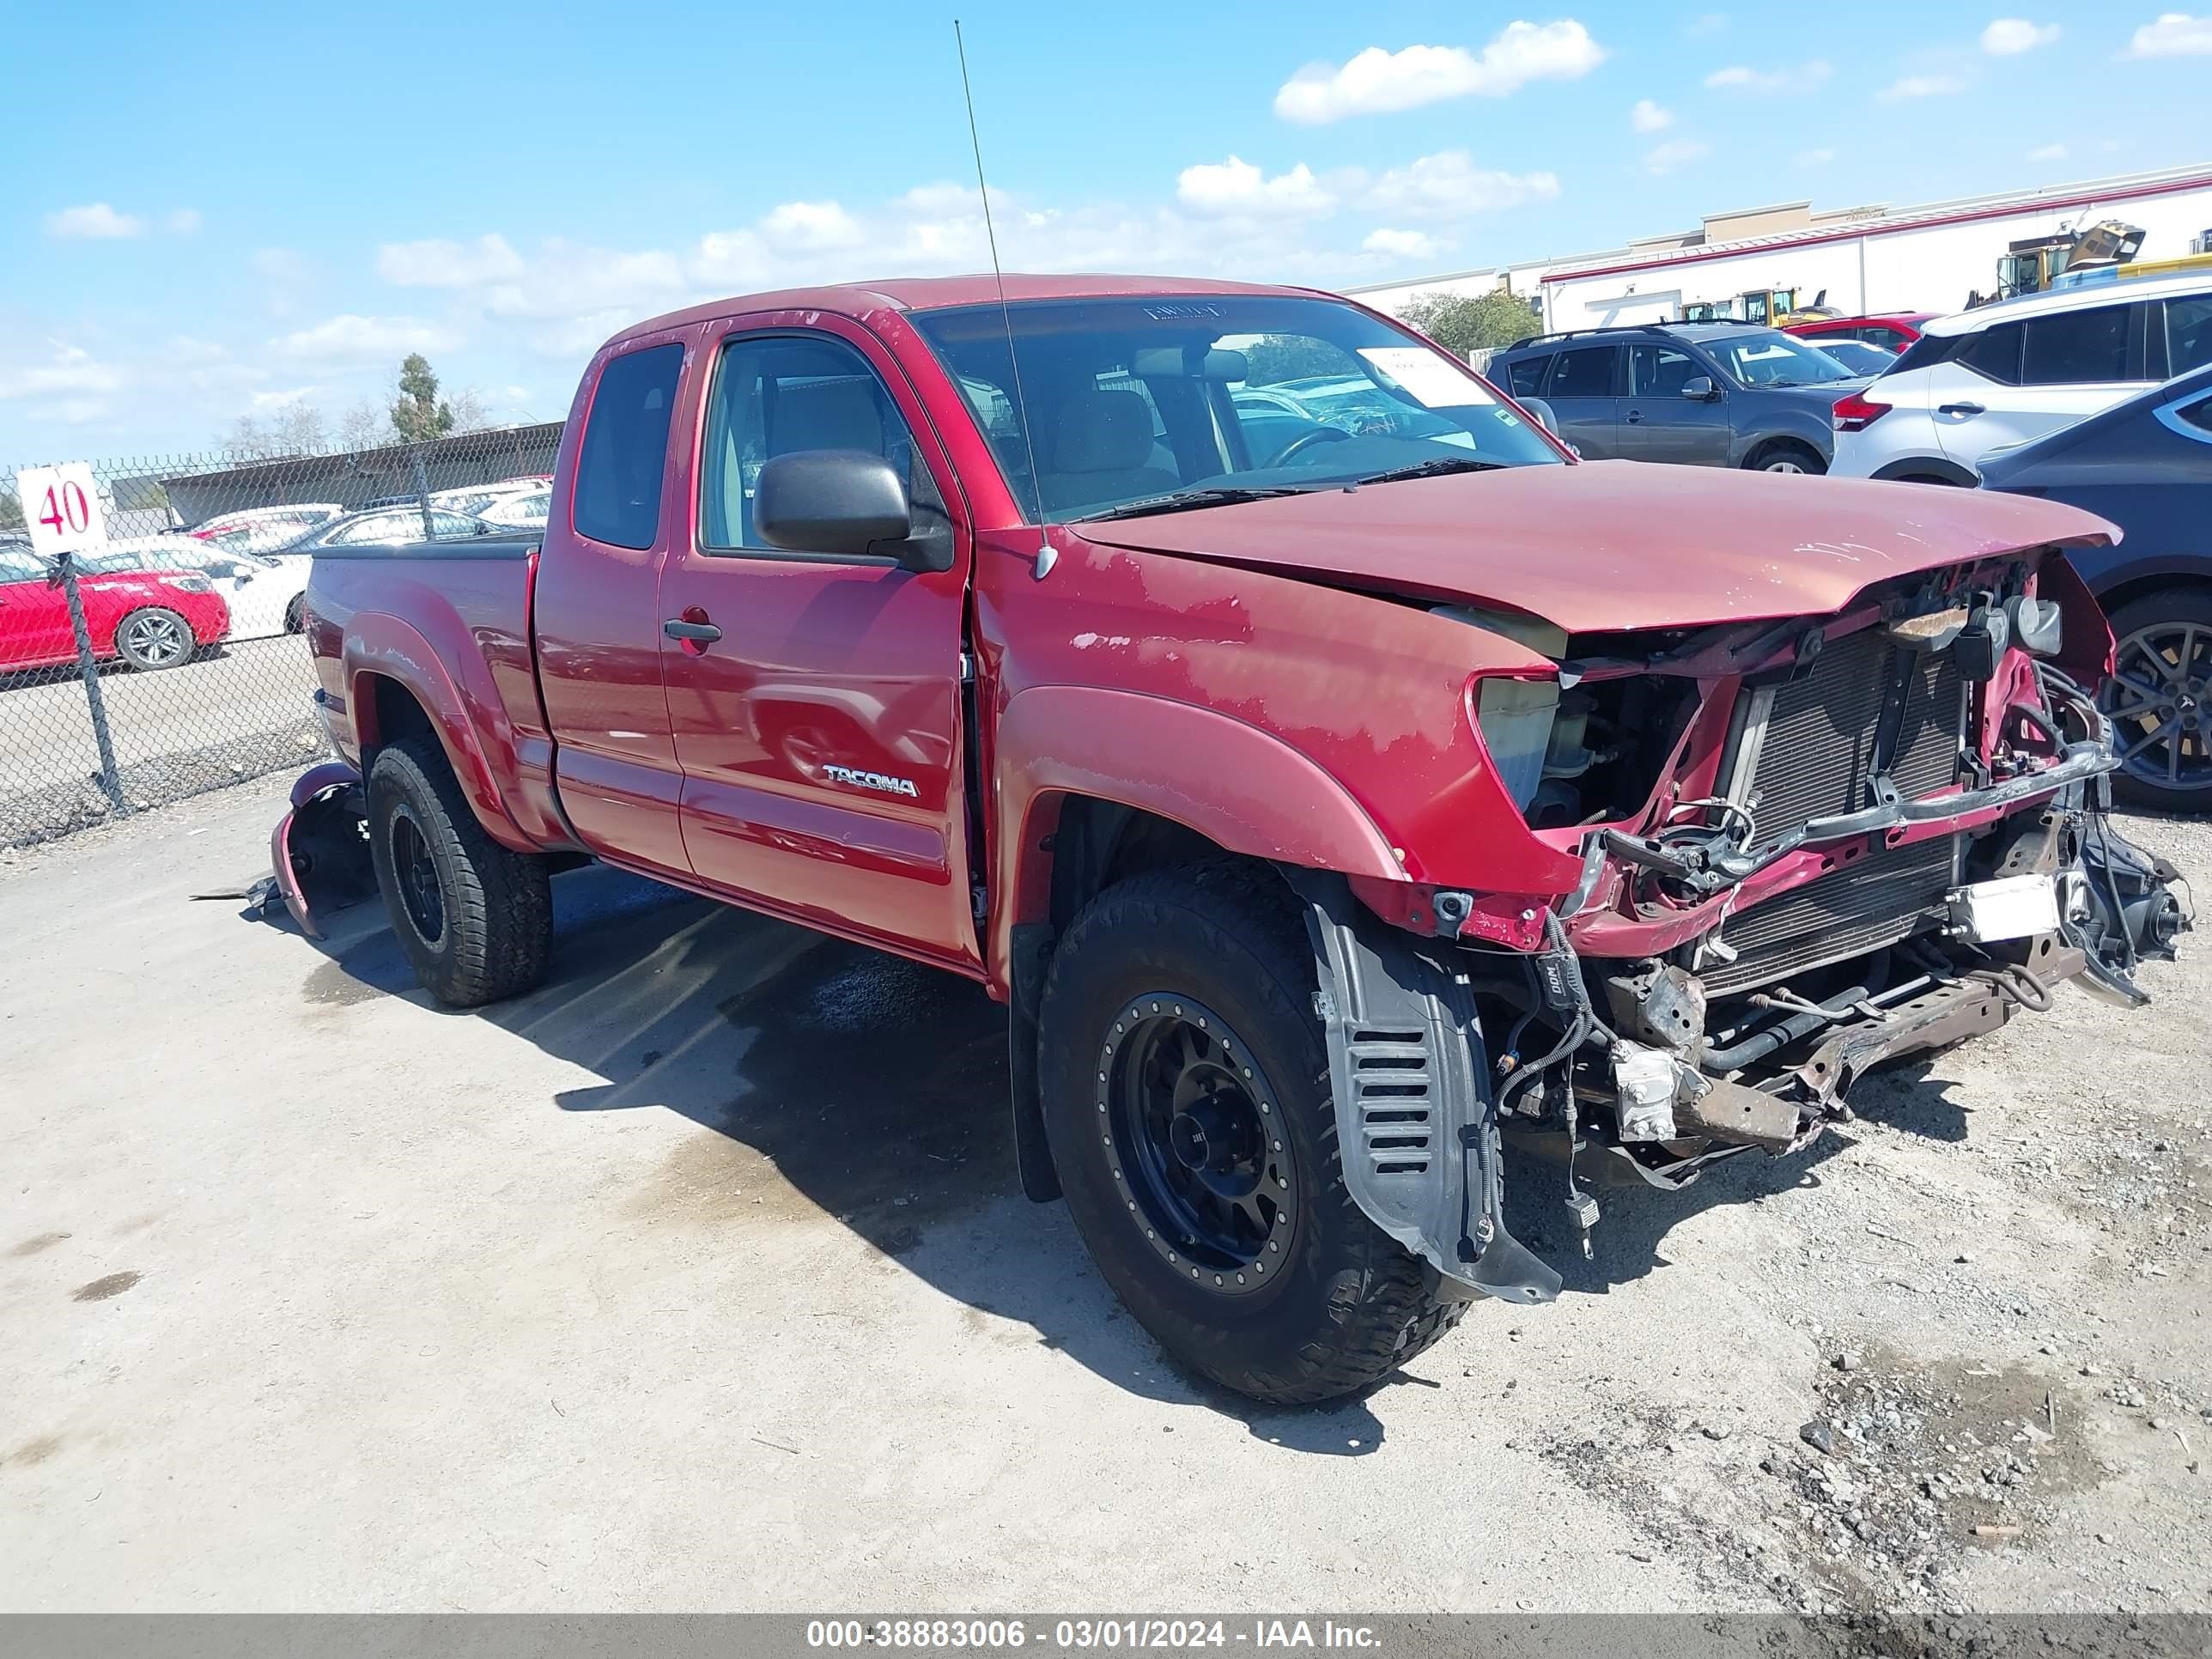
[2,424,562,848]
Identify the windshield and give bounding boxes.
[1705,330,1859,388]
[911,295,1561,521]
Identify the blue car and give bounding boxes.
[1980,362,2212,810]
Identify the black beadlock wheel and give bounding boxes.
[2103,591,2212,810]
[1038,860,1463,1404]
[366,737,553,1006]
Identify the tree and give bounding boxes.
[391,353,455,444]
[447,386,492,434]
[1395,289,1543,359]
[1241,334,1349,386]
[0,487,22,531]
[222,401,327,458]
[337,398,390,452]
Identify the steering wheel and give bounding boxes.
[1265,425,1355,468]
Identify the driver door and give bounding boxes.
[1625,343,1732,466]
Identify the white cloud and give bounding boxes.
[2027,142,2069,161]
[1981,17,2061,52]
[46,203,143,240]
[250,386,319,410]
[165,208,202,234]
[1795,147,1838,167]
[0,343,125,401]
[761,200,867,251]
[1630,98,1674,131]
[2126,12,2212,53]
[1878,71,1972,100]
[377,234,525,287]
[1274,21,1605,123]
[1644,139,1711,177]
[273,314,461,363]
[1704,59,1831,92]
[1364,151,1560,218]
[1361,228,1445,261]
[489,242,688,320]
[1176,156,1337,217]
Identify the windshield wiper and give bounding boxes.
[1349,457,1507,487]
[1073,484,1322,523]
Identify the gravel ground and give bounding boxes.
[0,778,2205,1614]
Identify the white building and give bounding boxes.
[1346,163,2212,333]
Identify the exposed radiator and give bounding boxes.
[1729,627,1967,841]
[1702,834,1960,997]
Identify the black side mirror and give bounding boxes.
[756,449,922,566]
[1680,376,1719,402]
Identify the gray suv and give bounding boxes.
[1491,322,1864,474]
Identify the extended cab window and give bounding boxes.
[699,333,939,553]
[2021,303,2134,386]
[574,342,684,550]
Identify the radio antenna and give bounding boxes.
[954,19,1055,580]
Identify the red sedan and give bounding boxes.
[0,545,232,672]
[1783,313,1933,352]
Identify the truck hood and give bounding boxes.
[1075,460,2117,635]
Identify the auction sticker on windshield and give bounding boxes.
[15,462,110,556]
[1358,347,1497,409]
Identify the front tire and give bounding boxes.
[1751,441,1826,476]
[113,606,194,671]
[366,738,552,1006]
[1039,861,1461,1404]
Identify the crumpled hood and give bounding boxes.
[1076,459,2118,635]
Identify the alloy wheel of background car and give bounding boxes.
[115,607,191,671]
[2104,598,2212,805]
[1103,993,1302,1297]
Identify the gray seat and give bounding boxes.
[1038,389,1176,516]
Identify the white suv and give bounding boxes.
[1831,271,2212,483]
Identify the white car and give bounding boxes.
[1832,270,2212,483]
[80,536,310,641]
[476,486,550,528]
[430,477,550,519]
[189,503,343,556]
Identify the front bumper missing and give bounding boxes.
[270,761,374,938]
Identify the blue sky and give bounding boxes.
[3,1,2207,461]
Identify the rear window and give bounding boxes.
[1546,346,1618,398]
[1505,354,1550,397]
[574,342,684,550]
[1885,332,1958,377]
[2166,296,2212,377]
[2021,304,2132,386]
[1958,323,2024,386]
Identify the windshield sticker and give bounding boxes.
[1358,347,1497,410]
[1141,302,1225,321]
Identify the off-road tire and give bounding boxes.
[366,737,552,1006]
[1039,860,1463,1403]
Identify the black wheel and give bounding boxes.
[1750,441,1826,476]
[366,737,552,1006]
[284,593,307,634]
[113,606,194,671]
[2103,591,2212,811]
[1039,861,1462,1404]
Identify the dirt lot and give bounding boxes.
[2,776,2208,1613]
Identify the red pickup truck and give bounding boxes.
[274,273,2183,1403]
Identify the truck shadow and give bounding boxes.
[295,864,1976,1447]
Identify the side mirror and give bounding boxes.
[756,449,918,563]
[1681,376,1718,402]
[1518,396,1560,436]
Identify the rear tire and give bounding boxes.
[284,593,307,634]
[366,738,552,1006]
[2103,590,2212,812]
[113,606,194,671]
[1038,860,1462,1404]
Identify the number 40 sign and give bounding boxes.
[15,462,110,557]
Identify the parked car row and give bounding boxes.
[0,541,232,672]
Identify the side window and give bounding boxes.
[2172,394,2212,437]
[699,333,927,552]
[573,342,684,550]
[1506,354,1550,397]
[2021,304,2132,386]
[1545,346,1618,398]
[1629,344,1697,398]
[0,550,44,582]
[2165,296,2212,377]
[1958,323,2024,386]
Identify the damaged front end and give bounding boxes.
[1302,552,2188,1299]
[269,761,374,938]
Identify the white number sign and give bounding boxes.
[15,463,110,557]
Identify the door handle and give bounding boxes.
[1625,410,1644,423]
[1938,402,1985,416]
[662,617,722,643]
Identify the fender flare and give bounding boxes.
[342,613,532,850]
